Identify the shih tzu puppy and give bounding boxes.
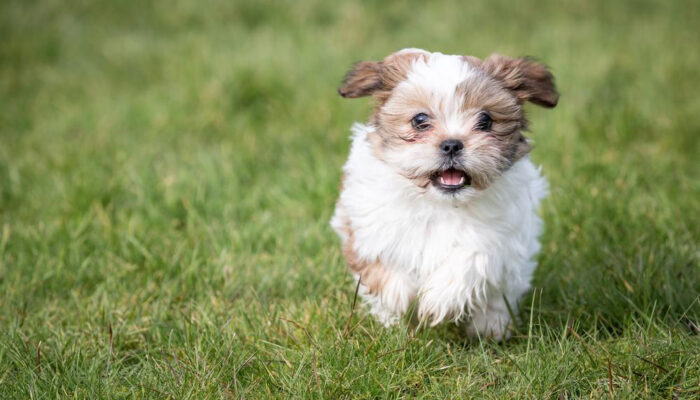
[331,48,558,340]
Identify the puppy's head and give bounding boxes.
[339,48,558,200]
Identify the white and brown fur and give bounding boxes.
[331,48,558,340]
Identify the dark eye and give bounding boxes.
[411,113,431,131]
[474,112,493,131]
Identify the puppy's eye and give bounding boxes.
[410,113,431,131]
[474,112,493,131]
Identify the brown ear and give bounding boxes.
[338,61,384,98]
[482,54,559,108]
[339,51,428,100]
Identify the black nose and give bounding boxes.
[440,139,464,156]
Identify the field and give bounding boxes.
[1,0,698,398]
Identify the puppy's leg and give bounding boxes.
[337,214,416,326]
[466,290,517,342]
[355,267,416,327]
[417,252,496,326]
[417,266,474,326]
[467,258,535,341]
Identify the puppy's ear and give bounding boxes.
[482,54,559,108]
[338,61,384,98]
[339,51,427,100]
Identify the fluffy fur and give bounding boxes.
[331,49,558,340]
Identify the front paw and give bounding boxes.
[467,311,512,342]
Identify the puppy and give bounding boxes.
[331,49,558,340]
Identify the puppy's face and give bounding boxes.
[339,49,558,201]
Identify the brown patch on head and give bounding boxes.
[468,54,558,165]
[339,217,389,295]
[455,72,530,169]
[339,50,433,168]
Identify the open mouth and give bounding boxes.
[431,168,472,191]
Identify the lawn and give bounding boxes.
[0,0,698,398]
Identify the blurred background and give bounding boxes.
[1,0,698,397]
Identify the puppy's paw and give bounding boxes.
[371,307,402,327]
[467,311,512,342]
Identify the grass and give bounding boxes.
[0,0,698,398]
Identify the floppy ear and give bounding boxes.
[339,51,428,100]
[338,61,384,98]
[482,54,559,108]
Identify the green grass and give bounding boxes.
[1,0,698,398]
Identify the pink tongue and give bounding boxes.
[441,169,463,185]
